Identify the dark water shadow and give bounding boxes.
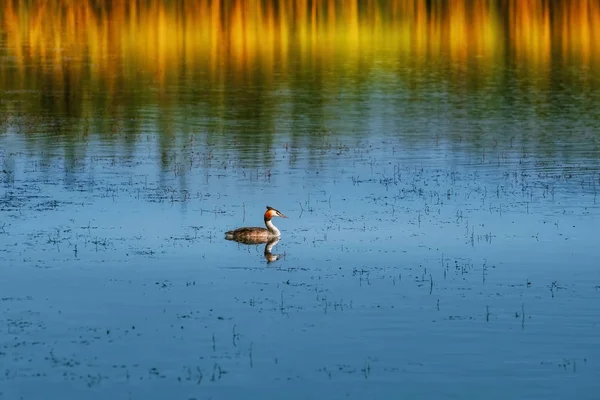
[225,236,282,264]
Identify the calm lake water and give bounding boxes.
[1,1,600,399]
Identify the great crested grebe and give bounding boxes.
[225,206,287,242]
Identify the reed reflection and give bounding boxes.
[0,0,598,174]
[2,1,598,87]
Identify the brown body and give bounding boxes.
[225,206,287,242]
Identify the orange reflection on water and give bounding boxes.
[510,0,551,69]
[0,0,599,91]
[558,0,599,65]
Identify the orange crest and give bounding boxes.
[264,209,276,220]
[264,205,286,220]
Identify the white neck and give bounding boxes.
[265,219,281,236]
[265,237,279,252]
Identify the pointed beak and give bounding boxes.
[278,212,288,218]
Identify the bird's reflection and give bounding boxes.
[226,236,282,264]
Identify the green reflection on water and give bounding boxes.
[0,0,599,167]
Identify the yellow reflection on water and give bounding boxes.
[1,0,599,92]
